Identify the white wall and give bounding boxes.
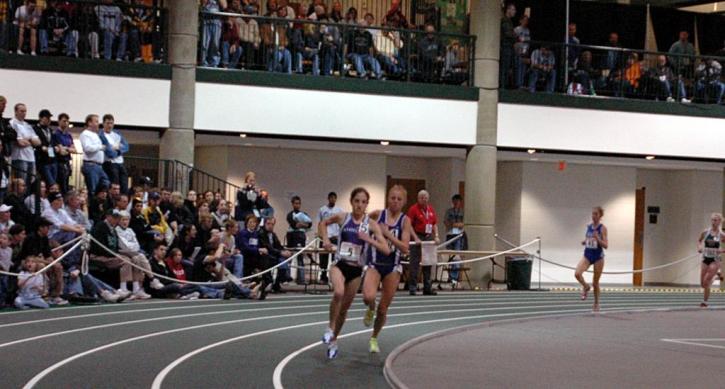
[194,82,478,145]
[498,103,725,159]
[518,162,637,285]
[0,69,170,128]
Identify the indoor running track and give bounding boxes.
[0,291,722,389]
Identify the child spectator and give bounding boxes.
[14,257,49,309]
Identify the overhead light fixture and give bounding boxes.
[380,141,390,146]
[239,133,247,138]
[645,155,655,160]
[527,149,536,154]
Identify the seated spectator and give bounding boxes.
[651,55,688,103]
[416,24,444,83]
[64,190,91,231]
[319,10,341,76]
[15,0,41,56]
[173,223,198,272]
[72,3,100,59]
[221,0,242,69]
[96,0,124,60]
[235,171,266,221]
[259,216,292,292]
[158,187,173,216]
[220,219,244,278]
[260,7,292,73]
[14,258,49,309]
[346,22,380,79]
[25,180,51,215]
[169,191,194,232]
[622,52,642,95]
[443,40,468,84]
[195,212,215,251]
[88,184,110,224]
[0,232,13,307]
[0,204,15,233]
[184,190,198,224]
[130,197,155,252]
[166,247,223,298]
[528,45,556,93]
[374,26,404,77]
[18,217,67,305]
[199,231,257,299]
[39,0,71,56]
[212,199,231,229]
[89,209,151,299]
[116,210,164,287]
[9,224,27,269]
[4,179,32,225]
[569,51,596,96]
[695,58,724,105]
[259,189,274,222]
[296,8,323,75]
[42,191,85,245]
[147,243,202,299]
[237,214,270,299]
[143,191,172,245]
[114,193,130,212]
[238,6,261,69]
[343,6,358,25]
[384,0,410,28]
[200,0,225,67]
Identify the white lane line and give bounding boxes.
[153,301,695,389]
[0,299,220,317]
[661,338,725,350]
[270,304,697,389]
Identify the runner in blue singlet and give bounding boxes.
[317,187,390,359]
[361,185,414,353]
[574,207,608,312]
[697,213,724,307]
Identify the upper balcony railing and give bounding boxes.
[502,41,725,106]
[199,10,476,86]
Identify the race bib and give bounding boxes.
[425,224,433,234]
[249,238,258,246]
[339,241,361,261]
[704,247,719,259]
[585,237,598,249]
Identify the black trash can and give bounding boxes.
[506,256,533,290]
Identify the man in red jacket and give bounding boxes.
[406,190,440,295]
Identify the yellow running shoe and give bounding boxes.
[363,306,375,327]
[369,337,380,353]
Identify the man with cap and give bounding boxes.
[89,208,148,299]
[89,184,110,224]
[18,216,68,305]
[64,190,91,232]
[33,109,57,187]
[9,103,41,187]
[42,191,85,243]
[80,114,110,195]
[0,204,14,233]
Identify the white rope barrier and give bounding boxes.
[398,239,539,266]
[408,233,464,249]
[0,237,86,277]
[86,234,320,286]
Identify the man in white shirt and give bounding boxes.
[80,114,109,195]
[99,114,129,193]
[0,204,15,233]
[9,103,41,187]
[316,192,342,283]
[42,191,85,243]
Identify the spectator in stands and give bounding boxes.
[0,1,8,52]
[147,243,202,299]
[316,192,341,284]
[0,232,11,306]
[80,114,109,195]
[238,5,261,69]
[195,211,214,250]
[236,171,266,221]
[602,32,621,73]
[4,179,31,223]
[124,0,148,63]
[220,219,244,278]
[9,224,26,267]
[88,184,110,223]
[567,23,581,70]
[159,187,173,217]
[651,54,688,103]
[212,199,230,229]
[52,113,75,194]
[39,0,71,56]
[19,217,68,304]
[42,191,84,245]
[130,197,154,251]
[569,51,596,96]
[0,204,13,233]
[116,210,164,288]
[96,0,124,60]
[695,58,724,105]
[174,223,197,265]
[513,15,530,89]
[74,3,100,59]
[10,103,40,186]
[15,0,41,56]
[286,195,311,284]
[221,0,242,69]
[33,109,57,187]
[622,52,642,96]
[237,214,270,299]
[375,25,404,77]
[407,190,439,295]
[143,191,171,245]
[444,194,466,286]
[200,231,256,298]
[443,40,468,85]
[25,180,51,215]
[499,3,516,88]
[319,9,342,76]
[184,190,198,223]
[114,193,129,213]
[64,190,91,231]
[528,45,556,93]
[668,31,695,78]
[13,259,48,309]
[416,23,444,83]
[383,0,409,29]
[261,6,292,73]
[329,1,342,22]
[297,7,323,75]
[170,191,194,230]
[200,0,226,67]
[99,114,129,194]
[259,216,292,292]
[346,19,379,79]
[109,183,121,205]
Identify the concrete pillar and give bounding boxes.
[464,0,500,288]
[160,0,197,167]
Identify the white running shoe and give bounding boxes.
[180,292,200,300]
[681,98,691,104]
[327,342,339,359]
[150,278,165,290]
[322,328,334,344]
[50,297,69,305]
[116,289,132,299]
[666,96,675,102]
[133,290,152,300]
[100,290,119,303]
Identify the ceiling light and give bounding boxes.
[239,133,247,138]
[645,155,655,160]
[527,149,536,154]
[380,141,390,146]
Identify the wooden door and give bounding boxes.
[633,187,645,287]
[386,176,426,213]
